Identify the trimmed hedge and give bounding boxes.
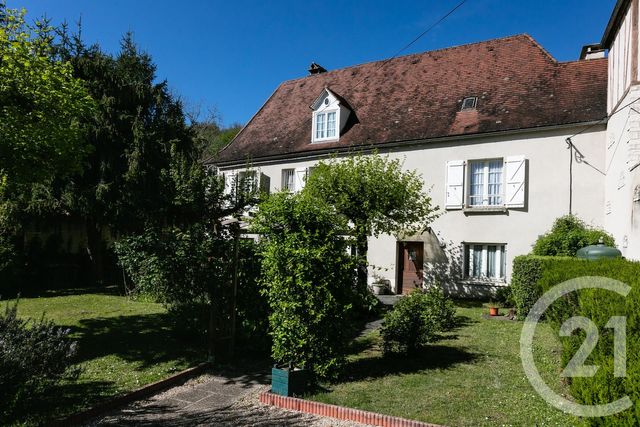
[512,255,640,425]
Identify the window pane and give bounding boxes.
[488,160,503,205]
[500,245,506,278]
[464,245,470,278]
[316,113,325,139]
[327,112,336,138]
[282,169,294,190]
[472,245,483,277]
[469,162,484,205]
[487,245,496,278]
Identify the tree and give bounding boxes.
[252,192,357,379]
[0,4,95,274]
[532,214,615,256]
[304,154,439,292]
[0,4,95,187]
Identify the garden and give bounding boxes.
[3,2,640,426]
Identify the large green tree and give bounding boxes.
[305,154,439,291]
[0,5,95,187]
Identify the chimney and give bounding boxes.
[308,62,327,75]
[580,44,606,60]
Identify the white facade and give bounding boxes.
[221,124,607,295]
[603,0,640,261]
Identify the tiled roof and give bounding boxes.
[216,34,607,164]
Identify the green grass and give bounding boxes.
[308,304,581,426]
[4,286,203,424]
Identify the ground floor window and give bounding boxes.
[463,243,506,280]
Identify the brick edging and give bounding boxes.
[259,391,444,427]
[50,362,210,427]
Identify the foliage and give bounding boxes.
[0,4,96,187]
[495,285,515,307]
[532,215,615,257]
[308,304,578,426]
[191,113,242,161]
[253,192,358,380]
[381,289,455,354]
[0,300,80,423]
[510,256,640,425]
[304,153,439,292]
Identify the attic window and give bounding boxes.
[461,97,478,111]
[311,88,351,143]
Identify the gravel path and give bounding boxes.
[87,372,370,427]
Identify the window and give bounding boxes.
[282,169,295,191]
[314,111,338,141]
[445,156,526,210]
[464,243,506,280]
[468,159,503,206]
[461,97,478,110]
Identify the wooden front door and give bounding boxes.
[399,242,424,294]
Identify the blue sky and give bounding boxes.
[10,0,617,126]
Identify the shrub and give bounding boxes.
[532,215,615,257]
[253,192,358,380]
[0,301,80,422]
[381,289,455,354]
[495,285,515,307]
[511,256,640,425]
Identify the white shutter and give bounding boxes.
[445,160,465,209]
[224,172,237,195]
[294,167,307,192]
[505,156,526,208]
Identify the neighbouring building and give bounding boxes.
[211,1,639,297]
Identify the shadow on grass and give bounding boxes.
[335,344,478,385]
[6,379,117,426]
[71,313,202,369]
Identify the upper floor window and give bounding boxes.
[445,156,526,210]
[469,159,503,206]
[310,87,351,143]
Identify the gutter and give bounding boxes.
[213,120,606,169]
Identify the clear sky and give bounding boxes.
[9,0,617,126]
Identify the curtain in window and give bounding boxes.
[282,169,294,190]
[327,112,336,138]
[316,113,325,139]
[488,160,503,205]
[469,162,484,205]
[500,246,506,278]
[487,245,496,278]
[472,245,483,277]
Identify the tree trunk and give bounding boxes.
[85,217,104,285]
[355,232,369,294]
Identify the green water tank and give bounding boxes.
[576,239,622,260]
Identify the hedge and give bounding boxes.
[512,255,640,425]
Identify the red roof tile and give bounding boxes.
[216,34,607,164]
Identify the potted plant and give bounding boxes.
[271,363,308,397]
[370,273,389,295]
[485,301,502,317]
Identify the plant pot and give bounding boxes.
[271,365,308,397]
[371,283,387,295]
[489,306,500,316]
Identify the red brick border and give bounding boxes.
[50,362,210,427]
[259,391,444,427]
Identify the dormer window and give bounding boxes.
[310,87,351,143]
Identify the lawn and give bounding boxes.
[308,303,580,426]
[4,286,203,424]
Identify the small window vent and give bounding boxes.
[461,97,478,111]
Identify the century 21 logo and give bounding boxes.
[519,277,632,417]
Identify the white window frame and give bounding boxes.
[467,158,504,207]
[463,243,507,281]
[313,109,339,143]
[281,168,295,191]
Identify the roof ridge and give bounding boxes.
[279,34,549,86]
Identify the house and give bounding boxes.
[212,1,640,296]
